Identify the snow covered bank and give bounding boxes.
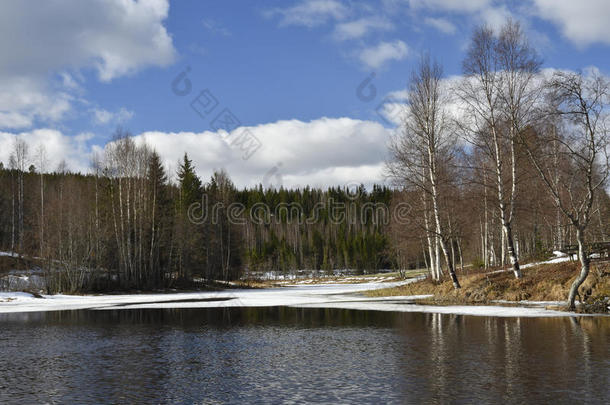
[293,300,578,317]
[484,251,575,275]
[1,280,604,317]
[0,282,406,314]
[520,251,575,269]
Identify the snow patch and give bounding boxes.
[0,251,18,257]
[0,281,603,318]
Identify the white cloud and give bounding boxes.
[0,0,175,130]
[478,5,512,29]
[359,40,409,70]
[424,17,456,34]
[0,112,34,130]
[202,18,231,36]
[93,110,114,126]
[92,108,134,126]
[266,0,349,27]
[134,117,390,188]
[377,101,406,127]
[333,17,394,40]
[0,0,175,82]
[0,129,94,173]
[59,72,82,92]
[0,76,73,129]
[282,164,385,190]
[408,0,491,13]
[0,117,391,189]
[408,0,515,30]
[532,0,610,47]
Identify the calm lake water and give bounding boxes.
[0,307,608,404]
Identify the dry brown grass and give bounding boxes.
[366,261,610,312]
[233,279,280,289]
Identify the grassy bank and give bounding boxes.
[366,261,610,313]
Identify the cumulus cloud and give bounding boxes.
[266,0,349,27]
[359,40,409,70]
[0,129,95,173]
[0,118,391,189]
[0,0,175,130]
[0,76,73,129]
[333,17,394,40]
[0,0,175,82]
[134,117,391,188]
[532,0,610,47]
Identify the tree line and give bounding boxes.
[0,135,393,292]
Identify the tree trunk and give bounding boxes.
[503,223,522,278]
[434,235,441,280]
[11,170,15,252]
[421,239,431,278]
[429,150,459,288]
[501,226,506,266]
[40,171,44,257]
[567,227,590,310]
[457,238,464,272]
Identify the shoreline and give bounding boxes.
[2,280,608,318]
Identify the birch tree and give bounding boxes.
[457,20,540,278]
[36,144,47,257]
[388,55,461,288]
[523,70,609,310]
[10,139,28,253]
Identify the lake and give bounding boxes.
[0,307,608,404]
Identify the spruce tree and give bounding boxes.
[175,153,203,281]
[147,151,170,286]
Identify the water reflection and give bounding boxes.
[395,313,609,404]
[0,308,608,404]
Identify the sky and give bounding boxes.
[0,0,609,189]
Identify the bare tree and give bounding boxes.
[8,155,16,252]
[388,55,461,288]
[10,139,28,253]
[523,70,609,310]
[36,144,48,257]
[457,20,541,278]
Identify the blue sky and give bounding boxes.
[71,0,610,134]
[1,0,609,188]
